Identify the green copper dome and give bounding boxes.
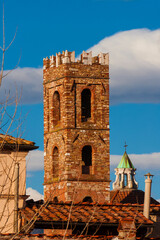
[117,151,135,169]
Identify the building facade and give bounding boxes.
[0,134,38,233]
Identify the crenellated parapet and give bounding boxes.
[43,50,109,69]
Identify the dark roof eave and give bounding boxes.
[32,220,153,228]
[1,144,39,152]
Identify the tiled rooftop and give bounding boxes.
[0,133,38,151]
[20,202,153,226]
[0,234,160,239]
[110,190,159,205]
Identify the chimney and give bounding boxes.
[117,218,136,240]
[143,173,154,219]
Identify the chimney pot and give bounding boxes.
[143,172,153,219]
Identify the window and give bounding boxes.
[119,174,121,183]
[53,91,60,126]
[82,145,92,174]
[53,147,59,176]
[81,89,91,122]
[53,197,58,203]
[83,196,93,203]
[124,174,127,187]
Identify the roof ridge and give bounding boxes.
[110,190,119,203]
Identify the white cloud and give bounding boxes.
[87,28,160,104]
[26,150,160,172]
[0,67,43,104]
[26,187,44,201]
[26,150,44,171]
[1,29,160,105]
[111,152,160,169]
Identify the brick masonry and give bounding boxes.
[43,50,110,203]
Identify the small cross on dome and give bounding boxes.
[124,141,128,152]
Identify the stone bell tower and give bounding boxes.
[43,50,110,203]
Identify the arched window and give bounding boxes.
[119,174,121,183]
[82,145,92,174]
[124,174,127,187]
[81,89,91,122]
[53,147,59,176]
[53,91,60,126]
[83,196,93,203]
[53,197,58,203]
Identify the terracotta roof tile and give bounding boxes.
[20,202,153,226]
[110,190,159,205]
[0,133,38,151]
[0,134,34,145]
[0,233,159,239]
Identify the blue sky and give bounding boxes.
[1,0,160,199]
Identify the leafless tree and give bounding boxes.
[0,3,26,235]
[0,4,20,87]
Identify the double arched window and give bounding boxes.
[81,89,91,122]
[82,145,92,174]
[53,91,60,126]
[52,147,59,176]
